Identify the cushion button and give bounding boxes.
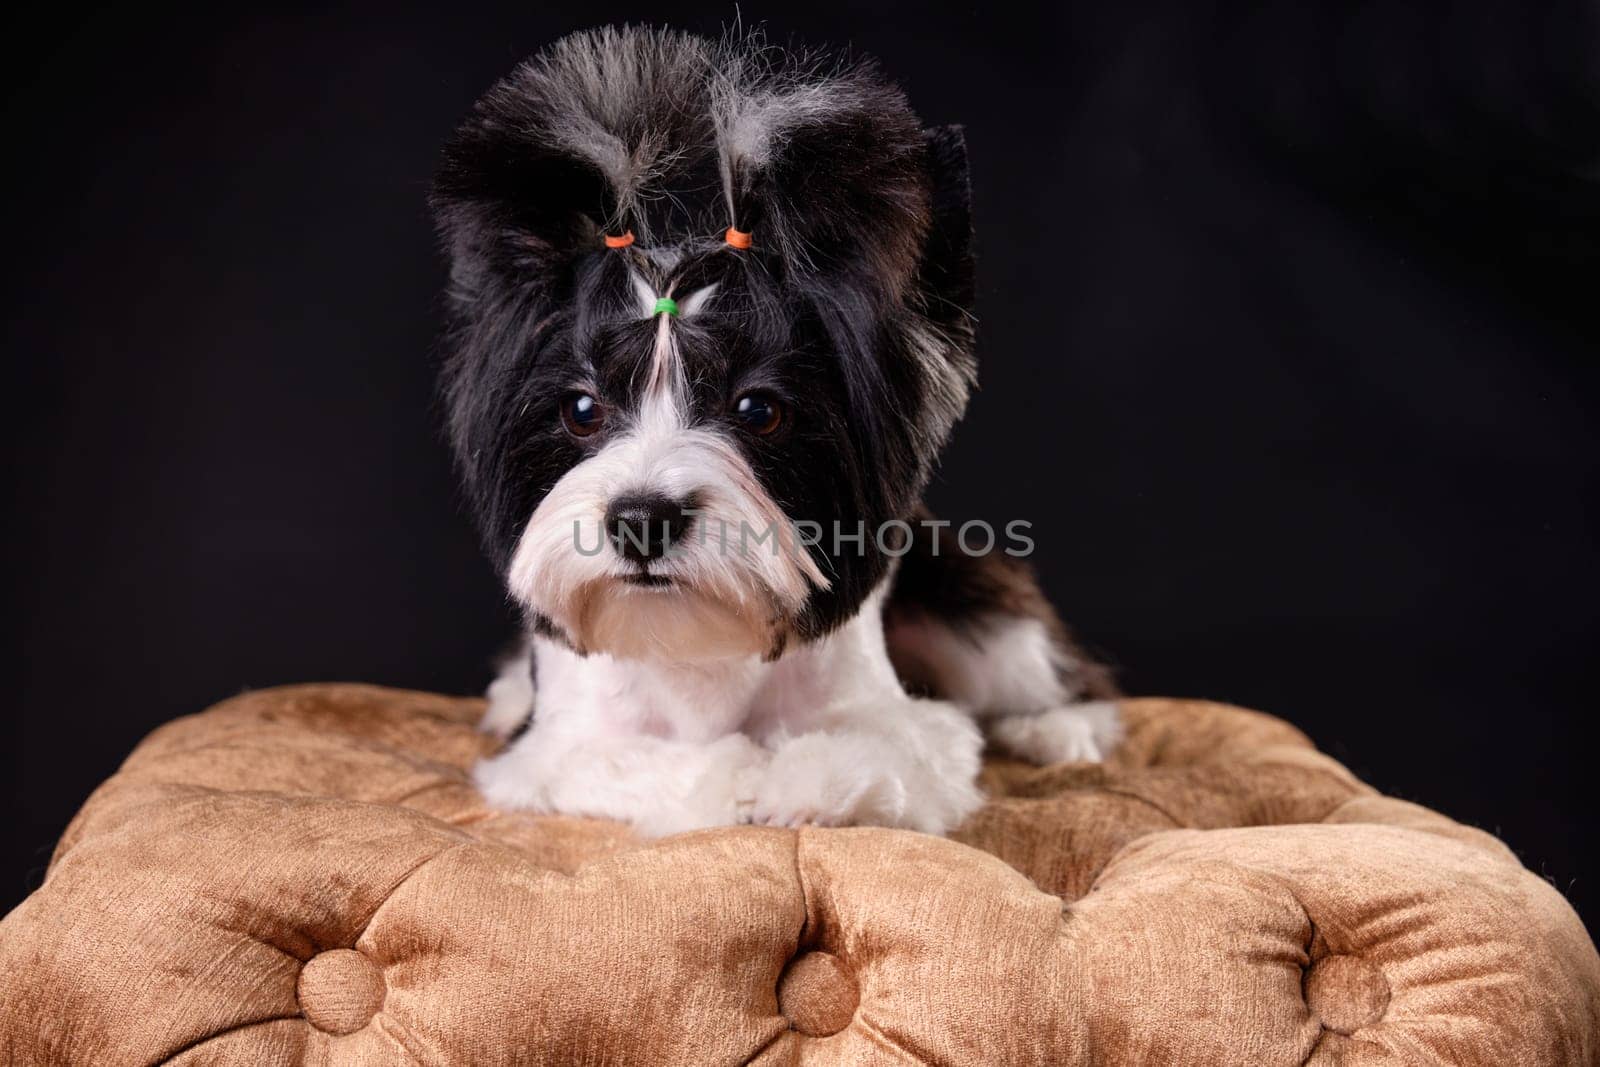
[297,949,386,1035]
[777,950,859,1037]
[1304,954,1391,1035]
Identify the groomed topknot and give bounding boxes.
[434,26,948,308]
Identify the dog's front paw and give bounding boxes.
[987,700,1124,765]
[472,746,549,810]
[750,728,984,835]
[474,731,770,836]
[632,734,769,838]
[752,732,910,830]
[752,700,985,834]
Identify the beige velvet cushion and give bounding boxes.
[1,684,1595,1064]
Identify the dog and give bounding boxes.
[432,27,1121,837]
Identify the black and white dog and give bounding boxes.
[433,27,1120,837]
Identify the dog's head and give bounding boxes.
[433,27,976,660]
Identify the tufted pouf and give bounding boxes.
[1,683,1596,1065]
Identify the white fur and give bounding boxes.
[484,531,1119,833]
[676,282,718,319]
[903,321,976,464]
[475,584,986,836]
[481,652,535,740]
[985,702,1123,765]
[630,270,717,321]
[628,269,659,318]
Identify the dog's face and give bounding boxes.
[433,28,977,659]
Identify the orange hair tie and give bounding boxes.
[602,231,635,249]
[724,226,753,249]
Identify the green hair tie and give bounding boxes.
[653,297,679,317]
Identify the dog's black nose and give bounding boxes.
[604,493,692,563]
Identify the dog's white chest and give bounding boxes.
[531,588,904,745]
[534,639,769,742]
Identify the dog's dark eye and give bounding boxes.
[561,393,604,437]
[732,392,784,435]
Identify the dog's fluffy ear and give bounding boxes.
[432,27,713,308]
[916,124,977,338]
[711,48,934,309]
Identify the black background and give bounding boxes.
[6,3,1596,930]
